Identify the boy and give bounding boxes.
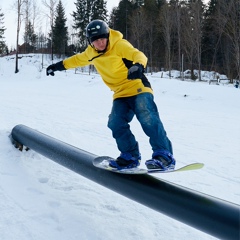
[46,19,175,171]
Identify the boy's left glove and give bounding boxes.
[127,63,144,80]
[46,61,66,76]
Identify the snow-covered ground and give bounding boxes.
[0,54,239,240]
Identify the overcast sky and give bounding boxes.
[0,0,120,48]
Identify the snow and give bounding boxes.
[0,54,239,240]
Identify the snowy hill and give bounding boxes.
[0,54,239,240]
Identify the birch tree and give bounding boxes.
[0,8,6,55]
[42,0,57,60]
[217,0,240,80]
[160,3,174,76]
[15,0,26,73]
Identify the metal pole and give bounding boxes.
[182,53,184,80]
[10,124,239,240]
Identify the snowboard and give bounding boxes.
[93,156,204,175]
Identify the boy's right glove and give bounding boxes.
[46,61,66,76]
[127,63,144,80]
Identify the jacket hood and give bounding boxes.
[106,29,123,52]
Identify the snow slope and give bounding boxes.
[0,54,239,240]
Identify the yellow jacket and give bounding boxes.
[63,29,153,99]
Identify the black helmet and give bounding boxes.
[86,20,109,43]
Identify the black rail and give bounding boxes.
[10,124,240,240]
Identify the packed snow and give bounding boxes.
[0,54,239,240]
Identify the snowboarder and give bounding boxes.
[46,19,175,171]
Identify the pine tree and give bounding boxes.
[24,21,37,53]
[92,0,107,20]
[0,8,6,55]
[108,7,118,29]
[72,0,108,51]
[202,0,219,69]
[113,0,134,40]
[52,0,68,57]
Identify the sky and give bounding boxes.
[0,0,120,48]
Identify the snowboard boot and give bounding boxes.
[145,150,175,171]
[109,152,141,170]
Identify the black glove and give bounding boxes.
[46,61,66,76]
[127,63,144,80]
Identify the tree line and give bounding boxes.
[0,0,239,80]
